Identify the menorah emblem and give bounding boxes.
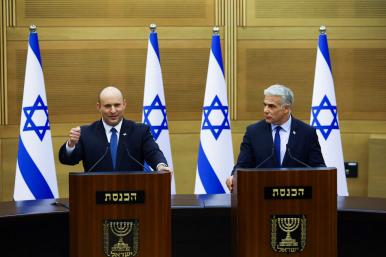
[111,221,133,238]
[270,215,307,253]
[103,219,139,257]
[277,217,300,247]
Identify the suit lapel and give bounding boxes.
[262,121,278,167]
[96,120,109,145]
[264,121,274,148]
[96,120,112,169]
[116,119,133,170]
[282,117,298,165]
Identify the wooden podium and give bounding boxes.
[69,171,171,257]
[232,167,337,257]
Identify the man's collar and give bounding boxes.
[271,115,292,132]
[102,119,123,134]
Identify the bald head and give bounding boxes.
[98,86,124,103]
[97,86,127,126]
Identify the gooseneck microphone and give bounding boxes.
[87,143,110,172]
[121,139,151,172]
[255,146,275,168]
[286,144,311,168]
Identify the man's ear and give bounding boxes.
[283,104,291,114]
[96,102,101,110]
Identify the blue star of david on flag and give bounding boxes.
[202,95,230,140]
[23,95,50,141]
[143,95,168,140]
[311,95,339,140]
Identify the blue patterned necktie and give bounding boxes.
[274,126,282,167]
[110,127,118,169]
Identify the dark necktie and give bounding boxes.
[274,126,282,167]
[110,127,118,169]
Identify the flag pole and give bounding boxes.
[150,23,156,33]
[319,25,326,34]
[29,24,37,32]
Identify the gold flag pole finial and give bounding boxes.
[150,24,157,33]
[319,25,327,35]
[213,26,220,35]
[29,24,37,32]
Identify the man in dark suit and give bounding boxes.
[59,86,172,173]
[226,84,325,191]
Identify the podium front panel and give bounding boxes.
[69,172,171,257]
[232,168,337,257]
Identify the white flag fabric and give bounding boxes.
[14,28,59,200]
[142,28,176,194]
[194,31,234,194]
[310,30,349,196]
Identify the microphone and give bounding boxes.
[255,146,275,168]
[286,144,311,168]
[87,144,110,172]
[121,136,151,172]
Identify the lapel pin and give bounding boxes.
[123,133,127,136]
[293,131,296,135]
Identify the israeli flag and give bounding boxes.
[194,28,234,194]
[142,25,176,194]
[14,26,59,200]
[310,26,348,196]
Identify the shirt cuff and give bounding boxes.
[156,163,168,171]
[65,141,75,155]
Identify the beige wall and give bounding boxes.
[1,120,386,200]
[1,0,386,200]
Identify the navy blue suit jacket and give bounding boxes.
[59,119,167,172]
[232,117,325,174]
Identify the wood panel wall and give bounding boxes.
[1,0,385,200]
